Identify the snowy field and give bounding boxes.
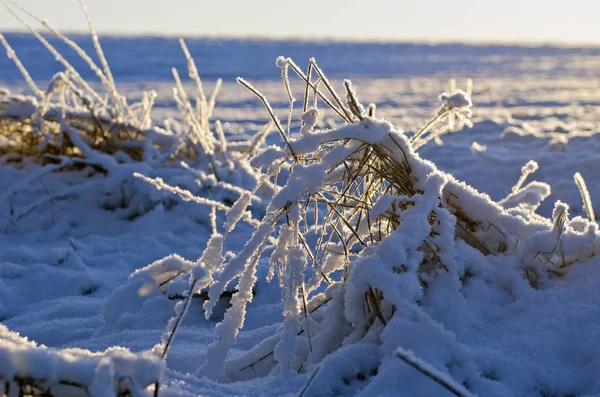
[2,32,600,397]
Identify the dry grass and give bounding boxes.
[143,56,489,384]
[0,1,263,175]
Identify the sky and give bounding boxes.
[1,0,599,44]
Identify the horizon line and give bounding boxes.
[2,29,600,49]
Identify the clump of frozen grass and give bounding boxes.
[0,0,273,174]
[0,11,222,166]
[140,57,600,395]
[0,1,270,226]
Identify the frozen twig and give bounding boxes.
[574,172,595,222]
[0,33,42,98]
[395,347,475,397]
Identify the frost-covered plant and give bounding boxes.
[0,2,222,165]
[138,57,600,396]
[410,78,474,150]
[0,1,271,225]
[498,160,551,213]
[574,171,595,223]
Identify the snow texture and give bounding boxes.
[2,33,600,397]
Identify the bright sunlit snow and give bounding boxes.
[1,8,600,397]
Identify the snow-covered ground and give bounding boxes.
[2,34,600,396]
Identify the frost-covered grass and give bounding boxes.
[0,0,276,231]
[125,57,599,396]
[0,2,271,396]
[2,2,600,397]
[0,0,227,166]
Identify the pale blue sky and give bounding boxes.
[1,0,599,44]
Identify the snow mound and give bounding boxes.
[0,324,162,396]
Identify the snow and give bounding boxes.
[0,324,163,393]
[3,32,600,397]
[440,90,472,111]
